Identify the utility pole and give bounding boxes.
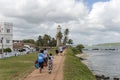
[1,37,4,58]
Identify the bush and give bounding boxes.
[76,44,84,53]
[4,48,12,52]
[69,47,79,54]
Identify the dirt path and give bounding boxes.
[24,51,65,80]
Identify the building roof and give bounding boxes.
[13,43,36,49]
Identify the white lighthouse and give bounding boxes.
[56,25,62,46]
[0,22,13,52]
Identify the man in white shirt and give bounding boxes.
[43,48,49,66]
[59,46,63,56]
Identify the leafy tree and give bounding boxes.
[68,39,73,45]
[22,39,35,44]
[36,34,56,47]
[63,36,68,45]
[49,38,57,47]
[64,28,69,36]
[37,35,44,46]
[43,34,51,46]
[76,44,84,53]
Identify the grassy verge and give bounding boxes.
[63,47,96,80]
[0,48,56,80]
[48,48,56,55]
[0,53,37,80]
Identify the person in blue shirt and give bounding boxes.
[38,50,45,73]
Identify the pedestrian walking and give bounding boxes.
[48,53,53,74]
[43,48,49,66]
[37,50,45,73]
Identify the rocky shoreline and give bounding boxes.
[76,53,120,80]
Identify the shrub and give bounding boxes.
[4,48,12,52]
[76,44,84,53]
[69,47,79,54]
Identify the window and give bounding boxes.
[6,40,10,43]
[7,29,10,33]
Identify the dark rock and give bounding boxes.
[113,78,119,80]
[104,76,110,80]
[95,75,110,80]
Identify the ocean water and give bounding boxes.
[83,47,120,78]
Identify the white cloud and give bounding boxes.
[0,0,120,45]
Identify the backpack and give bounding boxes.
[38,53,44,62]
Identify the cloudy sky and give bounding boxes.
[0,0,120,45]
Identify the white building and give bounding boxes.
[0,22,13,50]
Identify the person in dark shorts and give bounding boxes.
[37,50,45,73]
[55,50,59,55]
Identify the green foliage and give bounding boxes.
[36,34,56,47]
[4,48,12,52]
[96,42,120,46]
[63,28,69,45]
[22,39,35,44]
[67,39,73,45]
[43,34,51,46]
[69,47,79,54]
[64,28,69,36]
[76,44,85,53]
[64,48,96,80]
[49,38,57,47]
[37,35,44,46]
[63,36,68,45]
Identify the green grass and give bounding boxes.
[0,48,56,80]
[0,53,37,80]
[95,42,120,46]
[63,48,96,80]
[48,48,56,55]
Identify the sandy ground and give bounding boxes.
[24,52,65,80]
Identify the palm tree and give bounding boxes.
[68,39,73,46]
[63,36,68,45]
[63,28,69,45]
[64,28,69,36]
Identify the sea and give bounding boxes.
[83,45,120,78]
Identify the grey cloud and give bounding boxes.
[1,0,120,45]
